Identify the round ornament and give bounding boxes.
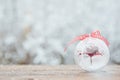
[74,37,109,71]
[65,30,110,71]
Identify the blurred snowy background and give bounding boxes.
[0,0,120,65]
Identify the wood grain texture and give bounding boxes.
[0,65,119,80]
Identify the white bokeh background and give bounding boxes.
[0,0,120,65]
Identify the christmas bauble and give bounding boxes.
[74,37,110,71]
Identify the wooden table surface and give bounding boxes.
[0,65,119,80]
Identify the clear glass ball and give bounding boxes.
[74,37,110,71]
